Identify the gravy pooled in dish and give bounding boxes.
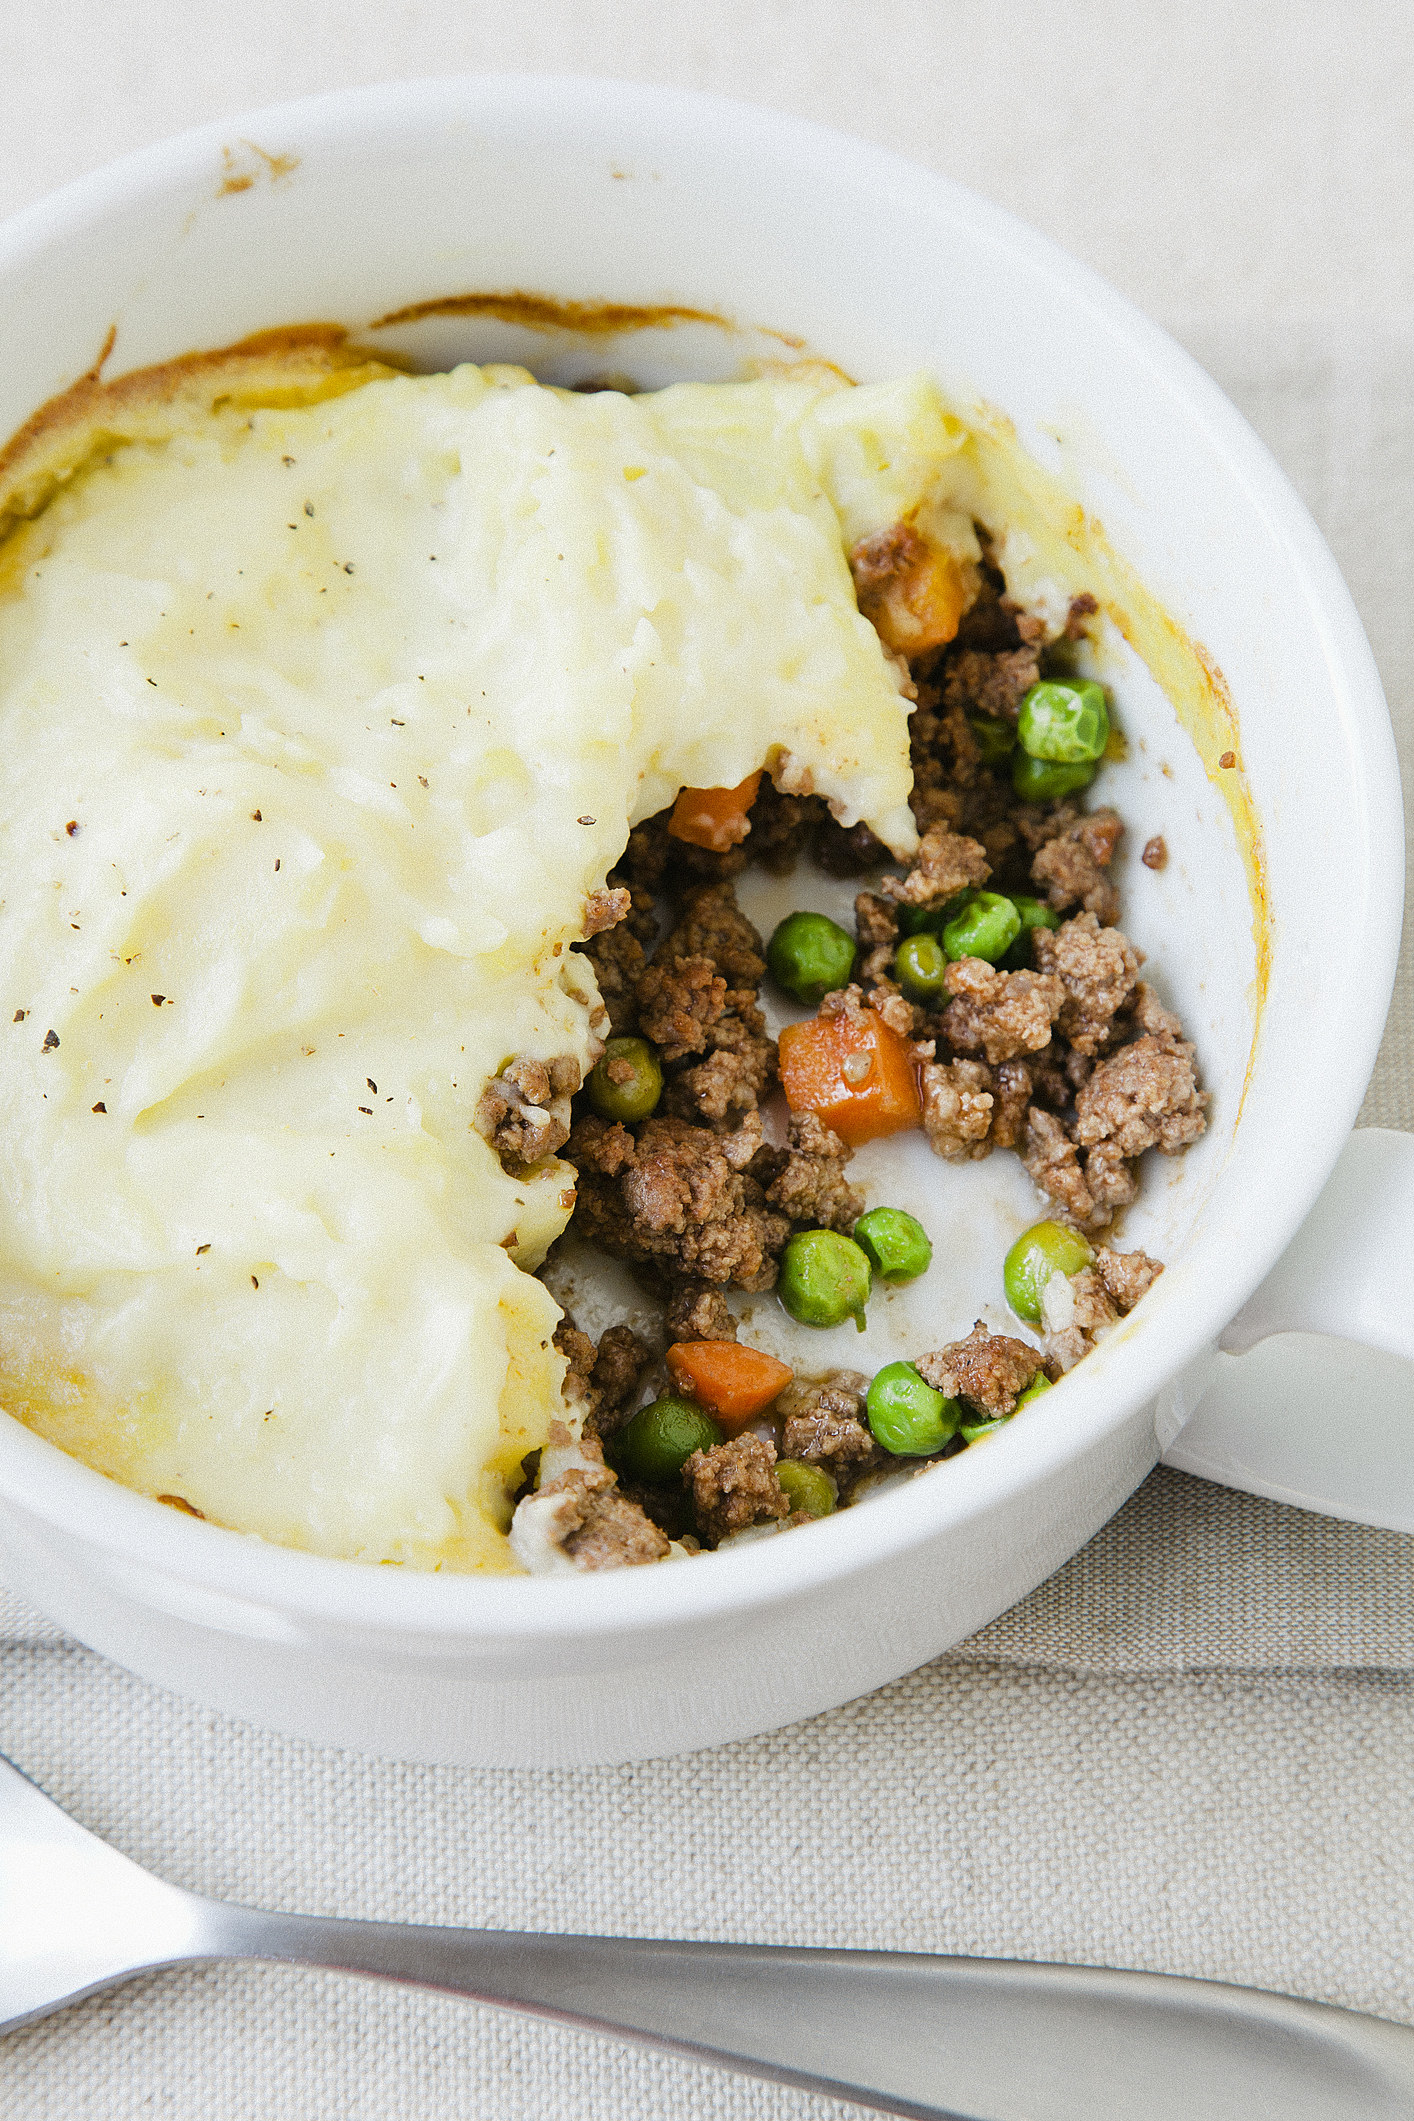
[0,337,1003,1568]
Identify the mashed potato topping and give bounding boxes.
[0,351,971,1567]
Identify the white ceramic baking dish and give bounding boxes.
[0,77,1405,1765]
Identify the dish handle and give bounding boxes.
[1157,1129,1414,1531]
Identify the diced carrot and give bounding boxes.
[850,528,970,657]
[778,1008,923,1147]
[666,1340,794,1433]
[667,770,763,851]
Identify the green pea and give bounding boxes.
[767,911,857,1005]
[960,1415,1008,1444]
[587,1036,663,1123]
[778,1229,872,1331]
[998,895,1062,971]
[894,931,949,1001]
[1011,752,1098,804]
[1003,1220,1095,1325]
[962,1370,1050,1444]
[942,890,1022,965]
[608,1394,722,1484]
[776,1459,837,1518]
[960,1371,1050,1445]
[866,1361,961,1456]
[896,890,975,938]
[1013,894,1061,937]
[1017,679,1110,764]
[966,713,1017,764]
[853,1206,933,1283]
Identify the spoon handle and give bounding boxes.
[199,1905,1414,2121]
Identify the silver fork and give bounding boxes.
[4,1749,1413,2121]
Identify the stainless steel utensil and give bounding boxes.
[4,1750,1412,2119]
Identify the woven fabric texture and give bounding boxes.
[1,6,1413,2116]
[2,1632,1414,2121]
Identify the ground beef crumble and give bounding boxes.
[915,1323,1050,1417]
[1030,808,1123,925]
[552,1317,652,1444]
[513,1420,670,1571]
[990,1059,1035,1150]
[638,884,778,1129]
[777,1370,880,1473]
[918,1055,994,1161]
[582,886,631,937]
[682,1432,790,1545]
[635,955,728,1060]
[664,1282,738,1343]
[584,1324,652,1441]
[476,1054,582,1169]
[558,1470,673,1568]
[942,958,1066,1067]
[570,1112,790,1290]
[1074,1034,1207,1157]
[854,891,899,947]
[880,824,991,909]
[1032,913,1143,1057]
[1042,1246,1165,1372]
[751,1111,864,1232]
[580,921,647,1038]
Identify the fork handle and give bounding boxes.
[198,1904,1414,2121]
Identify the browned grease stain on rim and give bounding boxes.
[371,289,731,336]
[961,397,1269,1078]
[218,142,300,195]
[1111,591,1269,1020]
[0,325,404,547]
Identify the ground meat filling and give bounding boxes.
[511,1419,671,1572]
[583,1324,653,1442]
[1032,914,1143,1058]
[640,884,777,1129]
[1041,1246,1165,1373]
[880,824,991,909]
[636,954,726,1058]
[916,1323,1049,1417]
[582,886,632,936]
[476,1054,582,1170]
[989,1059,1035,1150]
[664,1282,738,1344]
[558,1470,674,1569]
[918,1056,995,1161]
[551,1317,652,1445]
[752,1112,864,1232]
[941,959,1066,1067]
[855,890,900,948]
[683,1433,791,1545]
[513,543,1204,1570]
[570,1111,790,1290]
[1074,1033,1207,1158]
[939,588,1047,726]
[562,880,800,1289]
[1030,809,1124,926]
[583,929,644,1038]
[552,1317,598,1403]
[777,1370,881,1473]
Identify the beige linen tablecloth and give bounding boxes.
[2,6,1413,2114]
